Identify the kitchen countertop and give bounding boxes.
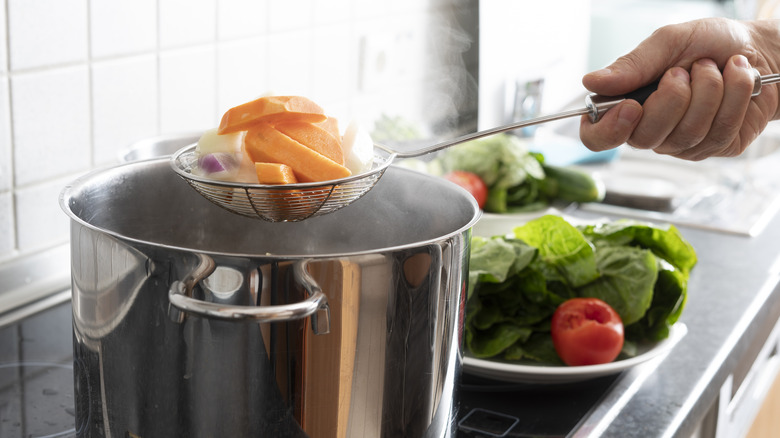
[564,203,780,437]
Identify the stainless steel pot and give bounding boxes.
[60,158,480,438]
[117,131,202,163]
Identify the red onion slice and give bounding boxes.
[198,153,240,175]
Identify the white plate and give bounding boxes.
[471,207,562,238]
[462,323,687,384]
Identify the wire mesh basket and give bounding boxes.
[170,144,393,222]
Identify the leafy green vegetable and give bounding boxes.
[578,220,697,276]
[578,246,657,325]
[466,215,697,364]
[505,333,563,365]
[371,114,422,143]
[431,134,603,212]
[625,264,688,341]
[513,215,599,288]
[435,134,544,189]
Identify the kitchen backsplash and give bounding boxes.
[0,0,479,265]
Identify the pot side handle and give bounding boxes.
[167,258,331,335]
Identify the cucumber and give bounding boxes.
[485,188,508,213]
[540,164,605,203]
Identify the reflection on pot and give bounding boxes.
[70,227,149,343]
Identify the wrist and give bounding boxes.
[746,19,780,119]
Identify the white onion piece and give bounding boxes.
[342,120,374,175]
[196,128,245,155]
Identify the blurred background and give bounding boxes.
[0,0,777,275]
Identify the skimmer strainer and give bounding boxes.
[171,69,779,222]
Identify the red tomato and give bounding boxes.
[551,297,624,366]
[444,171,488,208]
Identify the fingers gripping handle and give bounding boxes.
[585,68,770,123]
[585,82,659,123]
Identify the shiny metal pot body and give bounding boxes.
[60,159,480,438]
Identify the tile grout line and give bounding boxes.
[4,0,18,257]
[86,0,95,168]
[214,0,220,125]
[156,0,162,135]
[2,0,7,73]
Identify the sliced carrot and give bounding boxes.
[218,96,327,134]
[255,162,298,184]
[318,117,340,140]
[245,122,352,183]
[274,121,345,165]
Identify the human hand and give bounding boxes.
[579,18,780,160]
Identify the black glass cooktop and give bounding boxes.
[0,297,75,438]
[456,373,618,438]
[0,298,616,438]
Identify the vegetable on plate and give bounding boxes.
[551,297,624,366]
[444,171,488,208]
[431,134,604,212]
[465,214,697,366]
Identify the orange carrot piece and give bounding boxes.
[255,162,299,184]
[318,117,340,140]
[218,96,327,134]
[274,121,345,165]
[245,122,352,183]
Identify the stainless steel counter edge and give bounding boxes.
[569,208,780,438]
[0,243,71,320]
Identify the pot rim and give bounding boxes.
[60,160,482,258]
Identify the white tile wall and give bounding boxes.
[90,0,157,58]
[11,66,91,186]
[313,0,352,25]
[0,0,478,267]
[267,30,314,96]
[311,25,354,109]
[91,55,159,165]
[159,0,217,49]
[217,37,268,112]
[159,46,218,132]
[218,0,269,40]
[0,0,6,72]
[15,177,70,253]
[0,192,12,256]
[354,0,392,20]
[269,0,314,32]
[7,0,88,70]
[0,78,10,192]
